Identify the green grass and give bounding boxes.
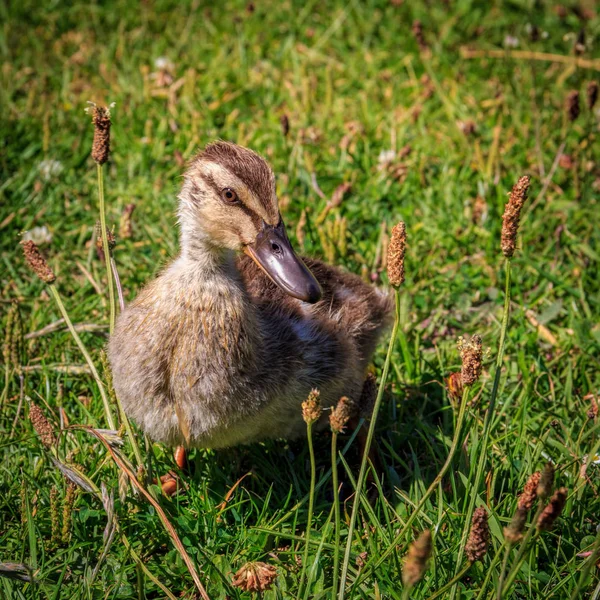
[2,0,600,598]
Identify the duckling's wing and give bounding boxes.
[237,254,393,359]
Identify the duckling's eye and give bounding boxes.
[221,188,238,203]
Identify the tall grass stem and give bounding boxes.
[338,289,401,598]
[97,163,116,334]
[299,420,316,598]
[450,259,512,597]
[331,431,341,597]
[47,284,115,429]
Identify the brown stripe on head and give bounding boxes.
[192,141,279,225]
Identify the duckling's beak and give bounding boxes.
[244,221,322,303]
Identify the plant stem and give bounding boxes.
[474,543,504,600]
[426,563,471,600]
[97,163,116,334]
[500,501,545,597]
[299,420,316,598]
[496,545,511,600]
[354,381,471,589]
[338,289,401,598]
[569,529,600,600]
[331,431,341,598]
[48,284,116,429]
[450,259,512,598]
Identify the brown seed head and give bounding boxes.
[232,561,278,592]
[21,240,56,284]
[119,203,136,239]
[62,482,77,544]
[537,462,555,500]
[89,104,112,164]
[458,335,483,387]
[358,372,378,420]
[387,221,406,287]
[95,221,116,255]
[29,402,56,447]
[537,487,567,531]
[500,175,530,258]
[445,372,464,406]
[412,20,428,52]
[280,114,290,137]
[566,90,580,122]
[402,529,432,587]
[587,81,599,110]
[504,506,528,545]
[465,507,490,563]
[302,388,322,424]
[518,471,541,511]
[329,396,356,434]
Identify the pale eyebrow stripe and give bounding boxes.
[200,162,274,224]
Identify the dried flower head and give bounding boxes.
[504,506,528,544]
[518,471,541,511]
[445,372,464,406]
[62,482,77,544]
[587,81,599,110]
[458,335,483,386]
[86,102,114,164]
[387,221,406,287]
[21,240,56,284]
[412,20,428,52]
[302,389,322,424]
[232,561,278,592]
[402,529,432,587]
[566,90,580,122]
[29,402,56,447]
[466,507,490,563]
[537,462,555,500]
[537,487,567,531]
[50,486,61,545]
[119,203,136,239]
[329,396,356,434]
[501,175,531,258]
[95,222,116,257]
[280,114,290,137]
[358,372,378,420]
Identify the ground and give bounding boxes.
[1,0,599,598]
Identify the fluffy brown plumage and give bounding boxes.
[109,141,392,448]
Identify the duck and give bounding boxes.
[108,141,392,449]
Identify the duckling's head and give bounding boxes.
[179,141,322,303]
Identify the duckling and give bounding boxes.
[109,141,392,449]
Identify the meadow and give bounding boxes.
[1,0,600,598]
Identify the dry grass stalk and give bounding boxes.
[302,388,322,424]
[465,506,490,563]
[566,90,580,122]
[458,334,483,387]
[29,401,56,447]
[387,222,406,287]
[587,81,599,110]
[537,487,567,530]
[21,240,56,284]
[518,471,541,511]
[232,561,278,592]
[500,175,531,258]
